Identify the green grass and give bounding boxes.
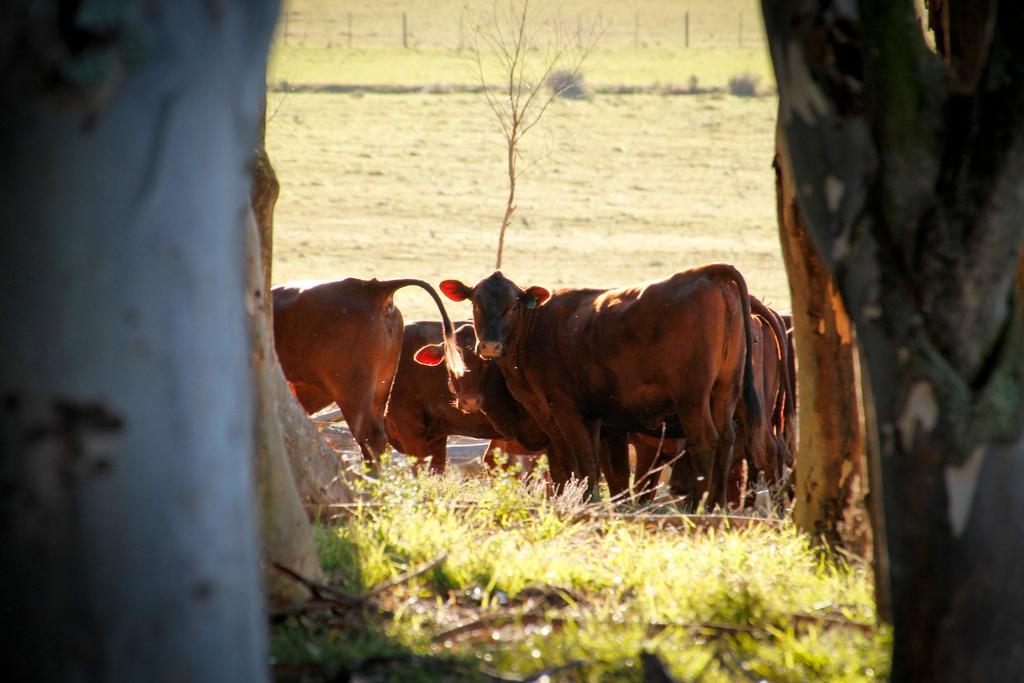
[270,457,890,682]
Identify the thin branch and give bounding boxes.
[366,551,449,597]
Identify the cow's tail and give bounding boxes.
[377,278,466,376]
[709,264,761,428]
[749,296,788,431]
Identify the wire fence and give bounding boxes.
[277,7,766,51]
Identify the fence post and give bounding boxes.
[684,12,690,48]
[402,11,408,48]
[347,12,352,48]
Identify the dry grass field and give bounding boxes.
[266,1,785,322]
[266,83,783,323]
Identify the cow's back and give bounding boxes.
[532,269,743,422]
[273,279,399,380]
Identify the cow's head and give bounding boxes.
[413,323,489,412]
[439,272,549,360]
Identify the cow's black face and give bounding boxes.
[471,272,523,359]
[450,324,488,411]
[440,272,550,361]
[412,323,487,412]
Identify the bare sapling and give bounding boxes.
[467,0,602,270]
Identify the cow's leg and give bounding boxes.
[709,383,741,510]
[630,435,658,503]
[331,381,388,463]
[725,454,749,510]
[599,431,630,500]
[549,414,602,500]
[675,395,718,510]
[484,438,514,469]
[425,436,447,474]
[668,450,698,507]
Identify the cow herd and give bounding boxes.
[272,264,795,509]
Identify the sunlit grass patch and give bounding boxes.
[271,455,889,681]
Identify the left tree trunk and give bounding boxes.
[247,211,323,604]
[249,102,324,606]
[0,2,279,680]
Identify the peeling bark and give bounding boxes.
[774,147,869,558]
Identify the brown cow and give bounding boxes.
[437,265,761,506]
[384,321,541,473]
[272,278,462,462]
[722,298,797,506]
[416,332,666,499]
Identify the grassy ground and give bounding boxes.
[271,458,889,682]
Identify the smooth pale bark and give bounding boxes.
[764,2,1024,679]
[0,3,278,681]
[774,147,870,558]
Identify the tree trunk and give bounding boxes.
[764,2,1024,679]
[248,100,328,605]
[774,146,871,559]
[249,112,355,513]
[0,2,278,680]
[247,212,323,605]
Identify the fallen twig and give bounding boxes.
[789,612,875,634]
[367,551,449,597]
[271,562,365,609]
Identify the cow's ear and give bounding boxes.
[414,344,446,366]
[440,280,471,302]
[524,285,550,307]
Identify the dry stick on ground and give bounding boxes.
[271,563,368,611]
[366,551,449,597]
[468,0,602,269]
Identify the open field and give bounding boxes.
[272,461,889,681]
[276,0,767,51]
[266,91,784,321]
[267,1,786,322]
[269,46,773,92]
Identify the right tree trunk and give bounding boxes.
[764,2,1024,678]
